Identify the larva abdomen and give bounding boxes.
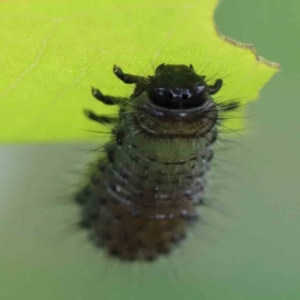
[77,64,238,261]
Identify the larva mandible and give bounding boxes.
[76,63,239,261]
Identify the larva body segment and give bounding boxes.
[77,64,238,261]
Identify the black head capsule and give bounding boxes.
[147,64,222,109]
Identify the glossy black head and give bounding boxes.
[147,64,210,109]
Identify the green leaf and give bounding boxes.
[0,0,279,143]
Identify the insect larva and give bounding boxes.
[76,64,239,261]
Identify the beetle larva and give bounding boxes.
[76,64,239,261]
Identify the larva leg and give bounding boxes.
[113,65,148,84]
[207,79,223,95]
[84,109,119,124]
[91,87,126,105]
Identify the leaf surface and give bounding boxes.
[0,0,280,143]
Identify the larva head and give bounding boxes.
[147,64,209,109]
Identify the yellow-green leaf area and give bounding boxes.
[0,0,279,143]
